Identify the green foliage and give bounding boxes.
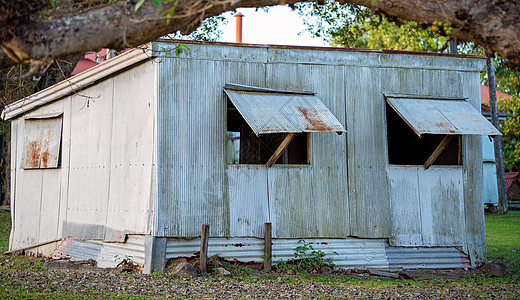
[296,1,448,52]
[275,239,335,273]
[497,96,520,171]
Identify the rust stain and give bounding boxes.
[26,140,41,168]
[41,151,50,168]
[41,140,50,168]
[232,243,244,247]
[297,107,332,131]
[434,122,458,134]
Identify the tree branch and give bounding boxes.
[1,0,520,74]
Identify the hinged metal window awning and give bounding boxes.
[224,84,346,135]
[386,96,502,137]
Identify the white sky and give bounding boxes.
[218,6,328,47]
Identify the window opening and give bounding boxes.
[227,99,309,165]
[386,102,462,166]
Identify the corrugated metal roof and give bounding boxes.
[224,84,346,135]
[386,95,501,137]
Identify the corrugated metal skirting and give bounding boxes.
[166,237,469,270]
[386,246,471,269]
[52,235,146,268]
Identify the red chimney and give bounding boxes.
[235,12,243,43]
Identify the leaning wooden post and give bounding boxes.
[200,224,210,273]
[264,222,272,272]
[486,56,508,214]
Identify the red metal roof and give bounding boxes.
[481,85,512,104]
[505,172,520,200]
[71,56,99,76]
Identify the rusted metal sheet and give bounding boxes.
[386,96,501,136]
[52,235,146,268]
[224,87,345,134]
[386,246,471,269]
[21,116,62,169]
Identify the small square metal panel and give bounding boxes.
[386,96,501,137]
[22,114,63,169]
[224,84,346,135]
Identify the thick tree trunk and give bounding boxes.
[0,0,520,73]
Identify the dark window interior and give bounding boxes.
[386,103,462,166]
[227,99,309,165]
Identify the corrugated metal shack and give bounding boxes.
[2,41,500,272]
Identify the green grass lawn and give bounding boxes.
[485,210,520,274]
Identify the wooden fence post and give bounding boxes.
[264,222,272,272]
[200,224,210,273]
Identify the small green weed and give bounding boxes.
[275,239,335,273]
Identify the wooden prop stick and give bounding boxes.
[424,135,453,169]
[266,133,296,167]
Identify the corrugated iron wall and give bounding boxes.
[155,44,268,237]
[154,42,486,249]
[345,66,390,238]
[265,61,349,238]
[155,43,351,239]
[388,166,466,247]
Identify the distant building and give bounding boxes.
[480,87,513,207]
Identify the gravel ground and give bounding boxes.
[1,264,519,299]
